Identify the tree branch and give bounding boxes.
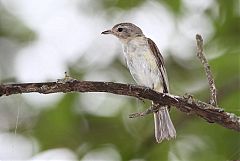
[0,34,239,133]
[0,81,239,132]
[196,34,218,107]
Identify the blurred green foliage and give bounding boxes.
[101,0,145,10]
[0,0,239,161]
[0,6,36,43]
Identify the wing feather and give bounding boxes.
[147,38,169,93]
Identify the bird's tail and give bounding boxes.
[153,104,176,143]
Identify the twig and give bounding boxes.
[196,34,218,107]
[0,81,239,132]
[129,105,158,118]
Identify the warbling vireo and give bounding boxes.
[102,22,176,143]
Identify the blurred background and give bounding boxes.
[0,0,239,160]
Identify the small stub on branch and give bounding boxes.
[57,72,77,84]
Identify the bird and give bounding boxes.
[101,22,176,143]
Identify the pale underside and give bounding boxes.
[123,36,164,92]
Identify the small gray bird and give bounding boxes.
[102,22,176,143]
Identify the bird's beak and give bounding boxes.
[101,30,112,34]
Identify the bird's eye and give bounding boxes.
[117,28,123,32]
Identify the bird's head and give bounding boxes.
[101,23,144,41]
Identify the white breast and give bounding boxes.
[123,37,163,91]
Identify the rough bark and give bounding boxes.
[0,81,239,132]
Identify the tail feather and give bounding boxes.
[154,106,176,143]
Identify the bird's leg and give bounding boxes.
[150,83,159,112]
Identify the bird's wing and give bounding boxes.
[147,38,169,93]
